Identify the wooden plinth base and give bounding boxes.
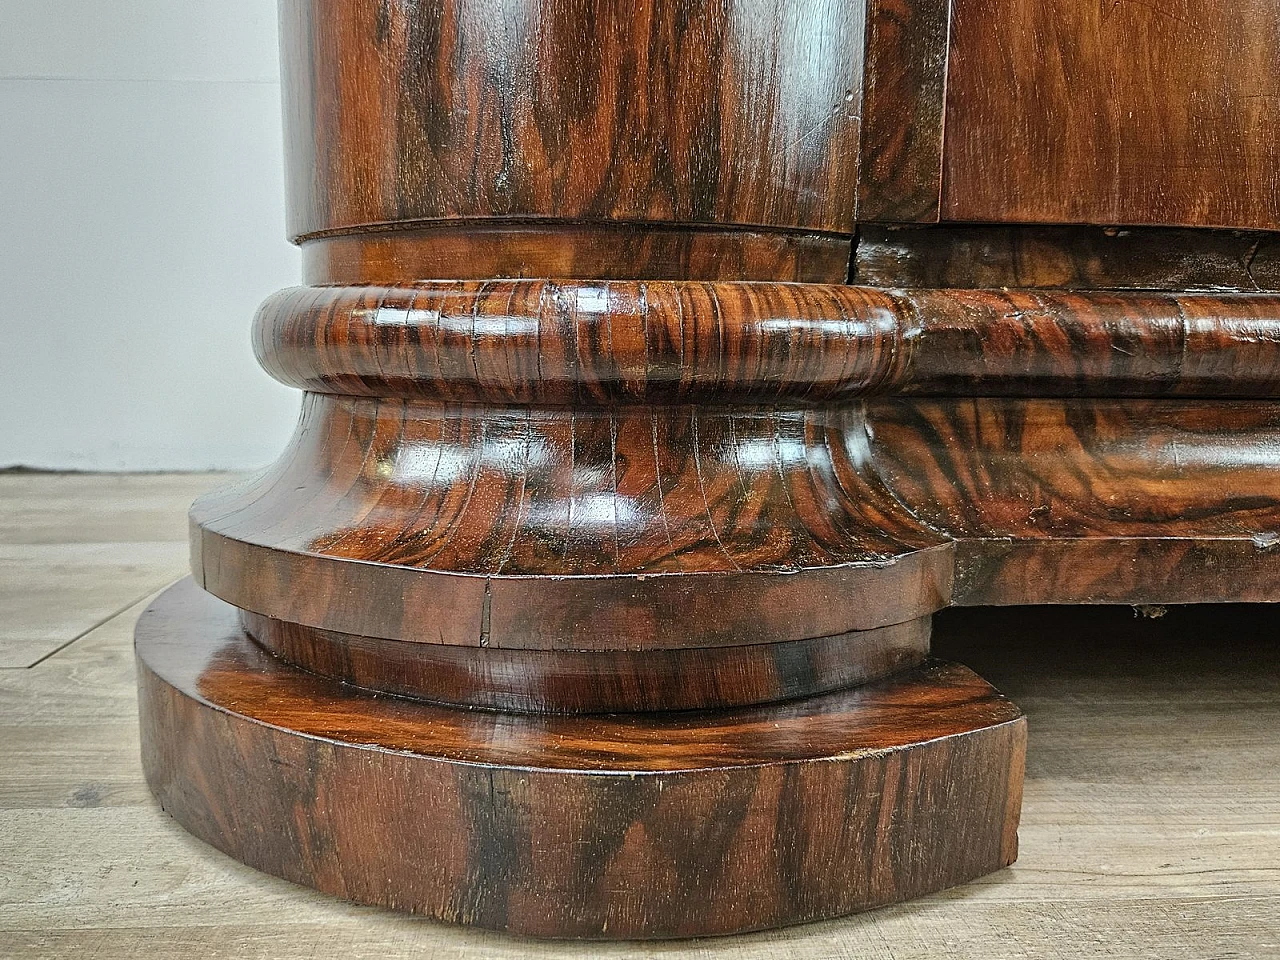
[136,578,1025,939]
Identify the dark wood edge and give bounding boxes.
[856,224,1280,292]
[241,609,932,713]
[300,220,854,284]
[137,579,1025,938]
[866,396,1280,607]
[855,0,952,222]
[953,537,1280,606]
[195,525,954,649]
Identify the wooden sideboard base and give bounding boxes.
[134,0,1280,938]
[137,578,1025,940]
[152,275,1280,936]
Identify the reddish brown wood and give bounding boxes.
[856,225,1280,293]
[250,282,1280,403]
[192,396,951,649]
[302,222,853,285]
[856,0,951,222]
[141,0,1280,938]
[280,0,867,239]
[186,280,1280,659]
[243,610,930,713]
[867,397,1280,604]
[942,0,1280,230]
[895,289,1280,397]
[249,282,907,405]
[138,579,1025,939]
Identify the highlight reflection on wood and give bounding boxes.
[138,579,1024,939]
[138,0,1280,940]
[280,0,867,238]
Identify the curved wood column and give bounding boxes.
[278,0,866,240]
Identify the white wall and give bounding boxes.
[0,0,303,471]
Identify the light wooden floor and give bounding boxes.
[1,473,1278,959]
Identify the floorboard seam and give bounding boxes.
[22,579,179,669]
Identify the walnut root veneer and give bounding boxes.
[138,0,1280,939]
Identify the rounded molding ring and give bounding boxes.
[254,281,908,404]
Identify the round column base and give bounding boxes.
[136,578,1025,939]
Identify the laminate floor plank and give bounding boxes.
[0,472,231,545]
[0,472,229,667]
[0,543,188,667]
[0,899,1276,959]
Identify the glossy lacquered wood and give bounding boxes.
[142,0,1280,938]
[942,0,1280,230]
[869,398,1280,605]
[185,278,1280,658]
[191,393,1280,654]
[280,0,866,239]
[252,281,905,404]
[855,0,950,222]
[192,396,951,650]
[243,610,930,713]
[301,222,853,285]
[138,579,1025,939]
[253,282,1280,402]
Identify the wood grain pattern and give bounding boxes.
[855,0,951,222]
[191,279,1280,658]
[856,225,1280,292]
[242,610,930,713]
[868,397,1280,604]
[191,395,951,649]
[252,282,906,404]
[895,289,1280,398]
[280,0,867,239]
[137,0,1280,937]
[302,222,854,285]
[191,384,1280,653]
[137,578,1025,939]
[253,282,1280,402]
[942,0,1280,229]
[8,476,1280,959]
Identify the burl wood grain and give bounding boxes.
[196,392,1280,637]
[943,0,1280,230]
[280,0,866,239]
[251,282,907,405]
[139,0,1280,938]
[138,579,1025,939]
[187,280,1280,654]
[252,282,1280,402]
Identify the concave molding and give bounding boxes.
[192,398,952,650]
[241,608,932,713]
